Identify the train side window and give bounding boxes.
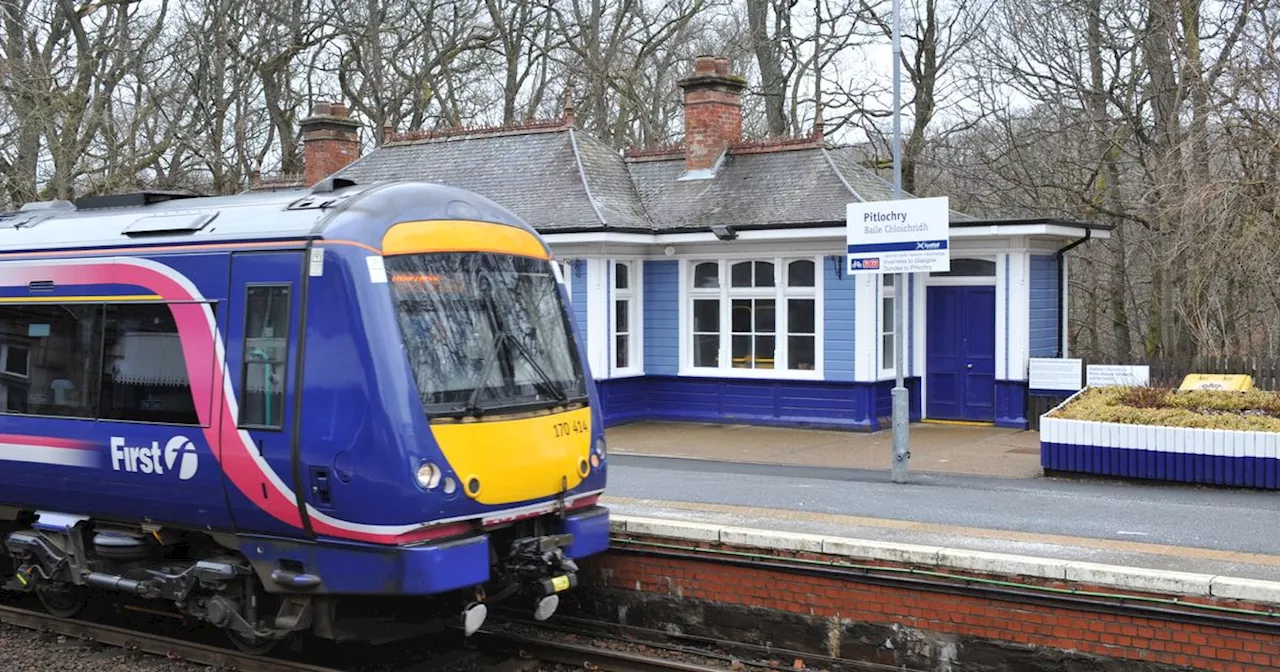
[238,285,290,429]
[100,303,199,425]
[0,304,103,418]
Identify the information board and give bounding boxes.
[846,196,950,275]
[1029,358,1083,392]
[1086,365,1150,387]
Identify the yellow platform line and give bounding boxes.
[920,418,995,427]
[601,495,1280,568]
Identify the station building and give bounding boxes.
[293,56,1108,431]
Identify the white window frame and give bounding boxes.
[879,274,897,377]
[553,259,573,298]
[0,343,30,379]
[678,255,824,380]
[609,259,644,377]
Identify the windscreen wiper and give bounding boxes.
[503,330,569,404]
[461,329,506,417]
[459,329,567,417]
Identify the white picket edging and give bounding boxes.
[1039,388,1280,488]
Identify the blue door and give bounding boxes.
[926,285,996,422]
[223,251,307,536]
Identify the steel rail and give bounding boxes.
[487,611,925,672]
[485,630,736,672]
[0,604,340,672]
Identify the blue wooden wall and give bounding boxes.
[570,259,587,339]
[1029,254,1059,357]
[644,260,678,375]
[823,255,855,381]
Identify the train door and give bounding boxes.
[223,251,307,536]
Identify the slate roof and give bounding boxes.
[333,122,975,233]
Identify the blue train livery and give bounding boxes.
[0,178,609,652]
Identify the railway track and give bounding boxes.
[0,602,749,672]
[0,603,334,672]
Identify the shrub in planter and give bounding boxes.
[1046,386,1280,432]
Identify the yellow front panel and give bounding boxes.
[382,219,550,260]
[430,407,593,505]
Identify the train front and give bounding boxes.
[379,217,608,631]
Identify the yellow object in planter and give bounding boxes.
[1179,374,1254,391]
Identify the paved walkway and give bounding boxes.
[606,421,1043,479]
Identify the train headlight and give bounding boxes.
[593,437,606,462]
[415,462,443,489]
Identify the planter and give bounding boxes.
[1039,389,1280,489]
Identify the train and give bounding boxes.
[0,177,609,653]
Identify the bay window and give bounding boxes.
[684,257,821,376]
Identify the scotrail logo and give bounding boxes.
[110,436,199,480]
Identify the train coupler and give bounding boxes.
[505,534,580,621]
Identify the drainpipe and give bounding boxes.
[1054,230,1091,358]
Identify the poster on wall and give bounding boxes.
[1029,358,1083,393]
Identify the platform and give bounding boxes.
[600,422,1280,583]
[606,421,1043,478]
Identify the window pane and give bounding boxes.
[754,336,776,368]
[882,297,894,333]
[787,260,815,287]
[731,335,750,367]
[731,299,752,332]
[615,335,629,368]
[615,262,629,289]
[240,286,291,428]
[788,299,815,333]
[693,299,719,332]
[101,303,200,425]
[694,334,719,367]
[731,262,752,287]
[788,335,815,370]
[884,274,895,287]
[931,258,996,277]
[694,262,719,288]
[0,304,102,418]
[754,261,775,287]
[4,346,29,376]
[882,334,895,369]
[615,299,629,333]
[754,299,775,331]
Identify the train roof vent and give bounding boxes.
[124,211,218,236]
[287,176,362,211]
[0,200,75,229]
[75,191,201,210]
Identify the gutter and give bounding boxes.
[1054,230,1092,357]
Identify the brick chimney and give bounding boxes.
[678,55,746,174]
[300,101,361,187]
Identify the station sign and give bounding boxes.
[846,196,950,275]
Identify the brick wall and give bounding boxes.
[577,534,1279,672]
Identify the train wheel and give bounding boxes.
[35,584,86,618]
[226,629,286,656]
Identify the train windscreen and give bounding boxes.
[385,252,587,418]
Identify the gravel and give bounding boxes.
[0,624,213,672]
